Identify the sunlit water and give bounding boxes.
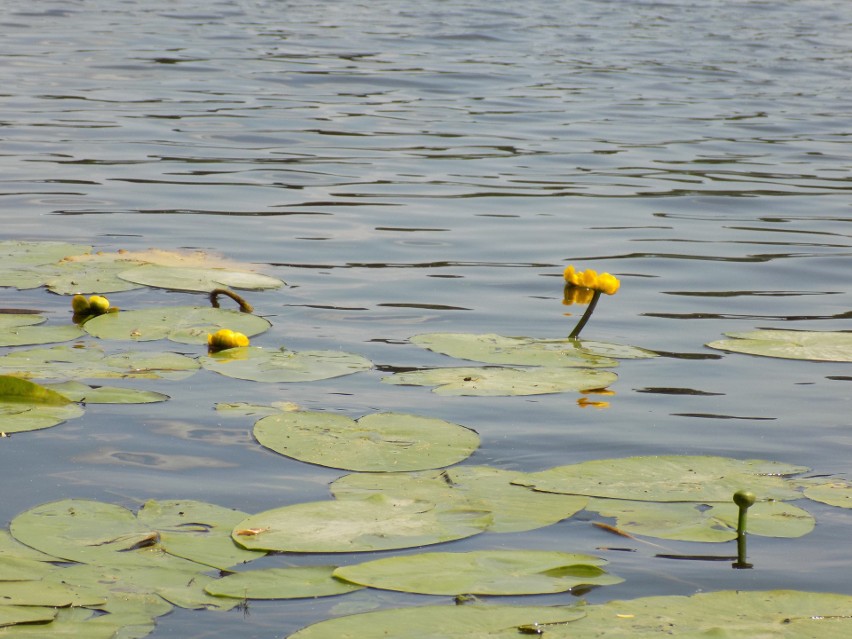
[2,0,852,636]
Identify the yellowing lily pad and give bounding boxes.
[800,478,852,509]
[205,566,363,600]
[82,306,271,344]
[253,411,480,472]
[232,494,491,553]
[333,550,622,596]
[707,329,852,362]
[118,264,283,292]
[331,466,588,534]
[0,314,84,347]
[382,366,617,396]
[0,375,84,434]
[288,604,585,639]
[515,456,807,502]
[201,346,372,383]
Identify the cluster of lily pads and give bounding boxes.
[2,240,852,637]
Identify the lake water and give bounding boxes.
[2,0,852,636]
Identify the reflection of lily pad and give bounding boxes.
[201,346,372,383]
[254,411,480,472]
[515,456,806,502]
[0,314,84,347]
[205,566,363,600]
[707,330,852,362]
[333,550,622,596]
[586,497,814,542]
[0,345,200,381]
[289,604,585,639]
[543,590,852,638]
[83,306,271,344]
[332,466,587,534]
[383,366,616,396]
[119,264,283,292]
[232,495,491,553]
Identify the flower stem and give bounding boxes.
[569,290,601,339]
[210,288,254,313]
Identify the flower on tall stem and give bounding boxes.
[562,265,620,339]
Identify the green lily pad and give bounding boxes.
[0,529,61,562]
[253,411,480,472]
[333,550,622,596]
[45,259,147,295]
[200,346,372,383]
[82,306,271,344]
[800,478,852,508]
[541,590,852,638]
[0,555,57,581]
[331,466,588,534]
[382,366,617,396]
[707,329,852,362]
[586,497,815,542]
[0,375,72,405]
[118,264,283,292]
[232,494,491,553]
[46,381,169,404]
[0,580,106,607]
[515,455,807,502]
[288,604,585,639]
[0,375,84,433]
[0,607,149,639]
[0,315,84,347]
[0,605,57,628]
[0,345,200,381]
[205,566,363,600]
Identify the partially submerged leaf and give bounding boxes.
[253,411,480,472]
[118,264,283,292]
[707,329,852,362]
[46,381,169,404]
[0,377,83,433]
[0,375,71,406]
[232,495,491,553]
[382,366,617,396]
[333,550,622,596]
[205,566,363,600]
[201,346,372,383]
[0,315,84,347]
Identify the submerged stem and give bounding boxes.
[568,289,601,339]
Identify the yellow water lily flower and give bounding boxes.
[563,265,620,295]
[87,295,111,315]
[207,328,250,352]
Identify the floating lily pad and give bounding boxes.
[586,497,815,542]
[201,346,372,383]
[0,580,106,608]
[0,315,84,347]
[205,566,363,600]
[0,375,84,434]
[82,306,271,344]
[46,380,169,404]
[333,550,622,596]
[288,604,585,639]
[0,605,57,628]
[541,590,852,638]
[45,259,147,295]
[0,345,200,381]
[707,329,852,362]
[253,411,480,472]
[0,529,61,562]
[331,466,588,534]
[515,456,807,502]
[0,555,57,581]
[118,264,283,292]
[382,366,617,396]
[800,478,852,509]
[0,606,150,639]
[232,494,491,553]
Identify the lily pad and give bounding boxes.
[288,604,585,639]
[82,306,271,344]
[0,606,57,628]
[46,381,169,404]
[333,550,622,596]
[0,555,57,581]
[0,375,84,434]
[541,590,852,638]
[515,455,807,502]
[232,494,491,553]
[0,315,84,347]
[118,264,283,292]
[0,345,200,381]
[331,466,588,534]
[205,566,363,600]
[586,497,815,542]
[0,580,106,607]
[201,346,372,383]
[707,329,852,362]
[383,366,617,396]
[800,478,852,509]
[253,411,480,472]
[45,259,147,295]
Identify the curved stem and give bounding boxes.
[568,290,601,339]
[209,288,254,313]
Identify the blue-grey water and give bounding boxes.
[2,0,852,636]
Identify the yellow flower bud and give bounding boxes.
[87,295,111,315]
[207,328,250,352]
[71,294,90,314]
[596,273,620,295]
[562,265,620,295]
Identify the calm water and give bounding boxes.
[2,0,852,636]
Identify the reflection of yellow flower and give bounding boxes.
[563,265,620,295]
[563,285,595,306]
[207,329,250,353]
